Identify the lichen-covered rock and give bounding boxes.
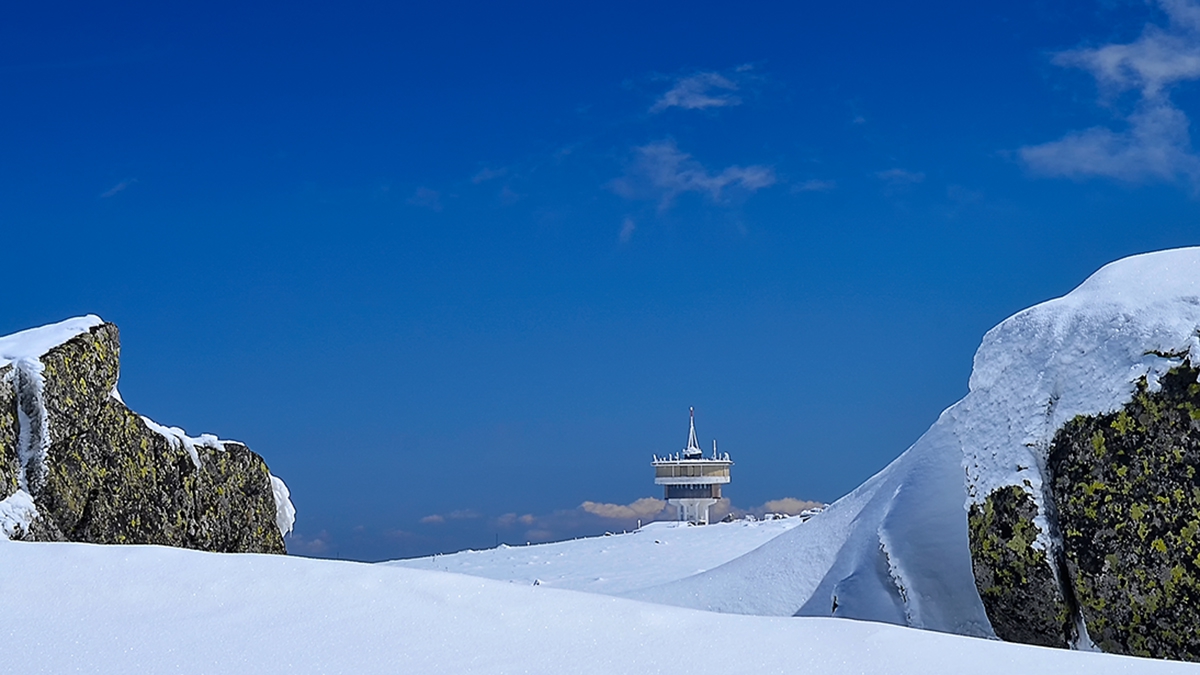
[1,320,287,554]
[968,485,1071,648]
[1048,365,1200,661]
[0,365,19,499]
[970,363,1200,661]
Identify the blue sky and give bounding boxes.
[4,1,1200,560]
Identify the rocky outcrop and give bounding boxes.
[0,365,19,498]
[968,485,1071,648]
[0,318,290,553]
[969,364,1200,661]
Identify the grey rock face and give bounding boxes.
[2,322,286,554]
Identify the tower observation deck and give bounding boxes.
[652,408,732,525]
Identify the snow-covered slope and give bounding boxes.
[628,248,1200,637]
[387,517,803,594]
[2,538,1195,675]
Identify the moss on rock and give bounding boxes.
[969,485,1071,648]
[2,322,285,554]
[1049,365,1200,661]
[0,365,20,500]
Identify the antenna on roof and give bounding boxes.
[685,407,702,458]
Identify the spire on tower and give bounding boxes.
[685,407,702,458]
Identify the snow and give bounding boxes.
[269,473,296,536]
[626,248,1200,638]
[2,538,1197,674]
[0,490,37,537]
[6,252,1200,671]
[387,517,804,594]
[139,415,228,469]
[0,315,103,369]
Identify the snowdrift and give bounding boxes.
[630,248,1200,640]
[2,538,1194,675]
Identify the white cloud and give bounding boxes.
[650,71,742,113]
[760,498,824,515]
[1021,0,1200,185]
[420,509,481,525]
[580,497,666,520]
[610,140,776,210]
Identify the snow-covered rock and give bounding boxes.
[0,317,293,551]
[627,248,1200,662]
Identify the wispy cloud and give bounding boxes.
[618,217,636,243]
[1021,0,1200,186]
[286,530,330,555]
[420,509,481,525]
[100,178,137,198]
[471,167,508,184]
[793,179,837,193]
[650,71,742,113]
[407,186,443,211]
[876,168,926,187]
[482,496,823,544]
[610,140,776,210]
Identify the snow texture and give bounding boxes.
[628,248,1200,639]
[0,537,1194,674]
[269,473,295,536]
[389,517,804,594]
[0,490,37,538]
[0,315,103,369]
[13,358,48,494]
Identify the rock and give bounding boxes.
[969,364,1200,661]
[0,365,20,499]
[1049,364,1200,660]
[0,319,289,554]
[968,485,1071,648]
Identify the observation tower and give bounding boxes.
[652,408,732,524]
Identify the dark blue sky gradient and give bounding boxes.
[3,1,1199,559]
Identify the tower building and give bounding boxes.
[652,408,732,524]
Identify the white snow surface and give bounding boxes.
[627,248,1200,638]
[0,315,103,369]
[2,538,1196,675]
[269,472,296,536]
[388,517,804,594]
[0,489,37,537]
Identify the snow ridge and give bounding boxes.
[630,247,1200,640]
[139,416,227,470]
